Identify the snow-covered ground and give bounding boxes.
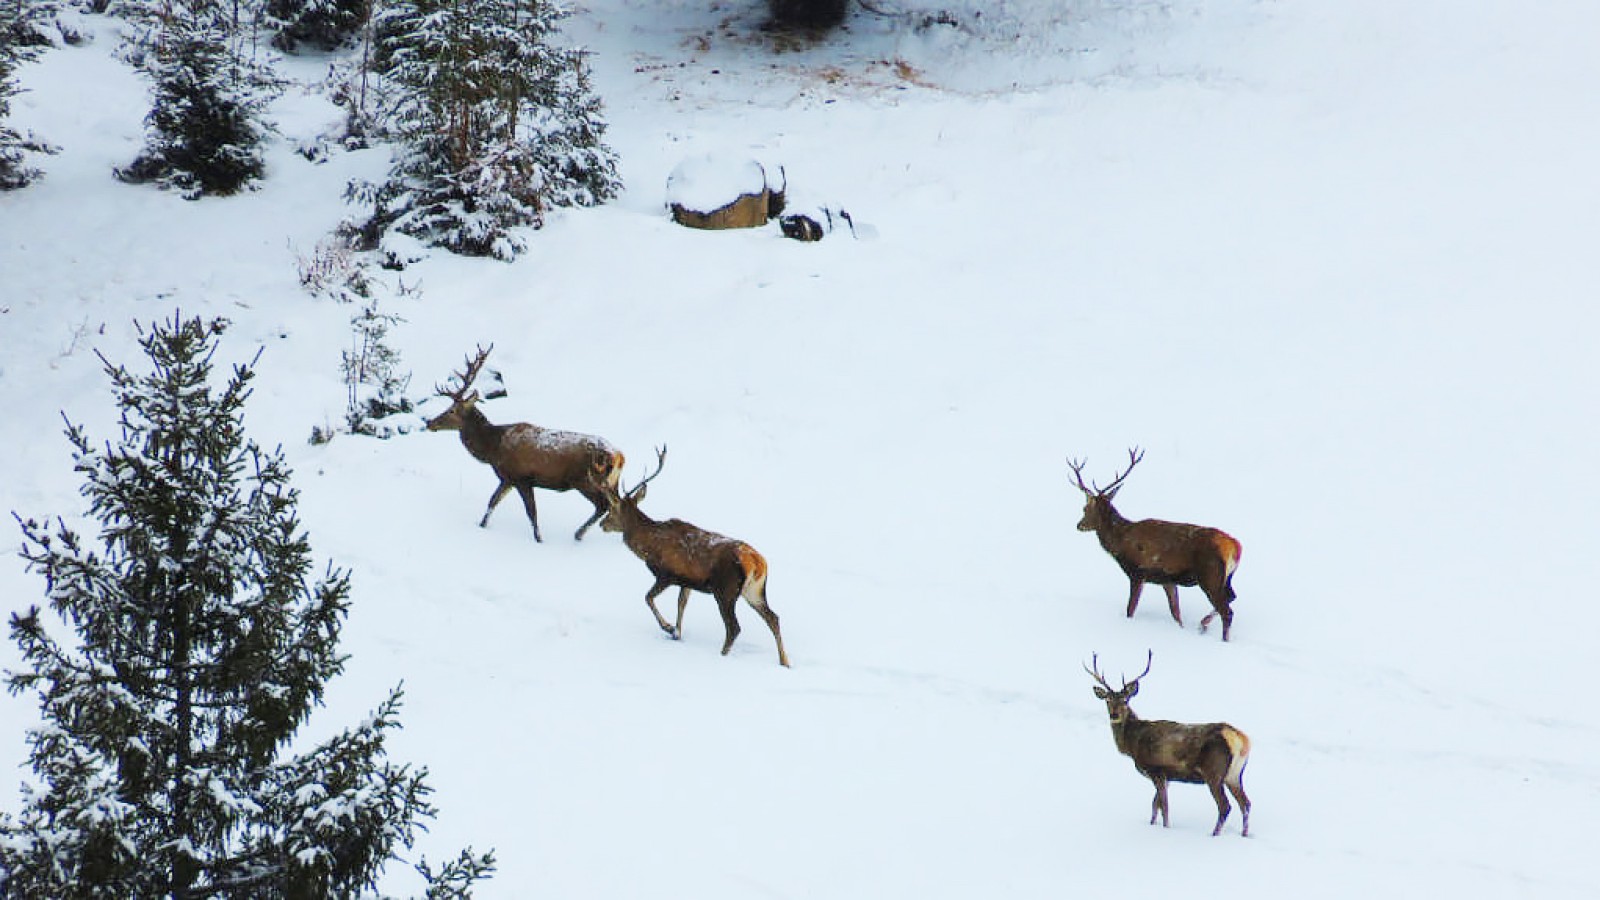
[3,0,1599,895]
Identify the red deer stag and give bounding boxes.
[426,345,624,542]
[1086,651,1251,836]
[1067,448,1242,641]
[601,447,790,667]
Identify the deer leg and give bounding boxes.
[479,481,515,529]
[1222,755,1248,832]
[1226,772,1251,837]
[573,487,608,541]
[514,483,543,542]
[1162,583,1183,626]
[674,586,692,638]
[1208,777,1233,836]
[1200,602,1233,641]
[715,590,742,656]
[1199,571,1236,640]
[644,577,677,637]
[1126,579,1146,618]
[743,579,790,668]
[1149,775,1169,827]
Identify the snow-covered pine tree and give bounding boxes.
[0,315,493,898]
[115,5,272,198]
[0,28,34,189]
[352,0,620,260]
[343,299,416,436]
[0,0,55,189]
[1,0,59,48]
[265,0,371,54]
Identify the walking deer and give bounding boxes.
[1067,448,1242,640]
[601,447,790,667]
[1086,651,1251,836]
[426,345,624,542]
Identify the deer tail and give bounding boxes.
[1221,725,1251,784]
[1215,533,1242,576]
[1214,532,1242,601]
[737,544,770,608]
[601,449,625,491]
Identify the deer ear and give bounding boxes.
[1092,686,1109,699]
[1104,485,1120,501]
[633,483,648,502]
[1125,681,1139,698]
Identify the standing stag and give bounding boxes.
[1086,651,1251,836]
[601,447,790,667]
[1068,448,1242,640]
[426,345,624,542]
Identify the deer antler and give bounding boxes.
[436,344,495,401]
[1099,446,1145,496]
[1085,650,1154,692]
[1066,457,1095,497]
[1068,448,1144,497]
[1123,649,1154,690]
[1084,652,1114,691]
[625,445,669,499]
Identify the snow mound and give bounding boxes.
[665,153,769,212]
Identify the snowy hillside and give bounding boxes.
[3,0,1599,896]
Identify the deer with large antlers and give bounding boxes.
[1067,448,1243,640]
[601,447,790,667]
[1086,651,1252,836]
[426,345,624,542]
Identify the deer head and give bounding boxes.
[425,344,494,432]
[1067,447,1144,532]
[601,445,669,533]
[1084,649,1154,724]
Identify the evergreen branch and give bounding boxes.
[3,263,482,897]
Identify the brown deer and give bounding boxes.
[1067,448,1242,641]
[426,345,624,542]
[600,447,790,667]
[1086,651,1251,836]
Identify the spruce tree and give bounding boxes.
[342,299,415,437]
[1,0,54,189]
[353,0,621,259]
[265,0,371,54]
[0,33,33,189]
[115,6,271,198]
[0,314,493,898]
